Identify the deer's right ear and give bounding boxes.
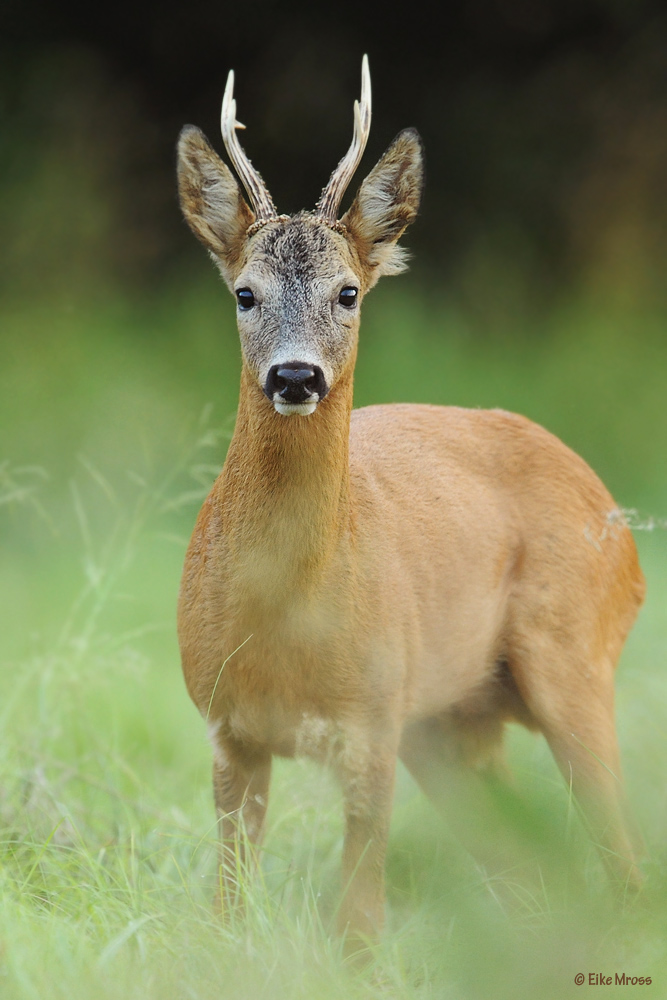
[177,125,254,285]
[342,128,423,289]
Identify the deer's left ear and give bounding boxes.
[342,128,423,287]
[177,125,254,287]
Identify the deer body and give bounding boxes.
[177,62,644,949]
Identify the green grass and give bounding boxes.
[1,278,667,998]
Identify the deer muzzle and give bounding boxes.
[264,363,329,416]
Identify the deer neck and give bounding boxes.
[216,362,355,600]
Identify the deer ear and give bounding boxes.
[177,125,254,286]
[342,128,423,287]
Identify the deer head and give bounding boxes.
[177,57,423,416]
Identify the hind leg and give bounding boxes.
[509,637,641,889]
[399,714,529,877]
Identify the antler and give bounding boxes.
[315,55,372,227]
[221,71,279,223]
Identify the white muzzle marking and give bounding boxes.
[273,396,319,416]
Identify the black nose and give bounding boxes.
[264,362,328,404]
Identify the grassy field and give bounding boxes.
[1,276,666,998]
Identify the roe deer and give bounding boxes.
[176,56,644,950]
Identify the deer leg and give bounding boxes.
[335,736,397,954]
[211,744,272,914]
[399,716,526,877]
[510,644,642,890]
[545,727,640,888]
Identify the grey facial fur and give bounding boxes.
[177,124,424,416]
[234,214,362,409]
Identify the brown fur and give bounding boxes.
[176,93,645,953]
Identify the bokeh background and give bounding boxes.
[1,1,666,997]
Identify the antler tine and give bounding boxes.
[221,70,278,222]
[315,55,372,226]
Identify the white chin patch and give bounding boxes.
[273,399,318,417]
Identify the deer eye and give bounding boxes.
[338,287,358,308]
[236,288,255,310]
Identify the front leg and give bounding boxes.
[336,735,397,953]
[211,741,271,913]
